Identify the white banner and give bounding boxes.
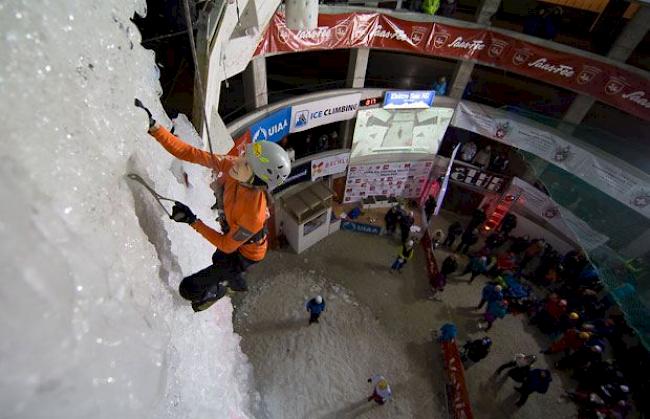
[452,101,650,218]
[509,177,609,251]
[434,143,460,217]
[290,93,361,133]
[343,160,433,203]
[311,152,350,181]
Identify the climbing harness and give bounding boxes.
[126,173,176,217]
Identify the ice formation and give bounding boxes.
[0,1,255,418]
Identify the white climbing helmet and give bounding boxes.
[245,141,292,191]
[315,295,323,304]
[407,240,414,247]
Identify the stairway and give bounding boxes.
[483,189,522,232]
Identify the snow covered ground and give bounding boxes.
[1,1,255,417]
[236,223,578,419]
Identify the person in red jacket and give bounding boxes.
[138,101,291,311]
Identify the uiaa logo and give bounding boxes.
[253,126,268,142]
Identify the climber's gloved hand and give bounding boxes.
[134,98,156,129]
[171,202,197,224]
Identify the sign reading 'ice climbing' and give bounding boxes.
[290,93,361,133]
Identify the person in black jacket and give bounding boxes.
[457,228,479,255]
[500,213,517,236]
[466,206,487,233]
[461,337,492,368]
[424,196,437,220]
[496,353,537,383]
[443,221,463,248]
[515,369,552,407]
[384,205,402,235]
[441,255,458,276]
[510,235,530,255]
[483,232,506,254]
[399,211,415,244]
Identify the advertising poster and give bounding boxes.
[351,108,453,159]
[255,12,650,121]
[449,160,509,193]
[343,160,433,203]
[452,101,650,218]
[290,93,361,133]
[273,161,312,194]
[227,130,252,157]
[434,143,460,217]
[311,152,350,181]
[249,107,291,143]
[509,177,609,250]
[341,220,382,235]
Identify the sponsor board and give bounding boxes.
[449,161,508,193]
[249,108,291,143]
[452,101,650,218]
[255,12,650,121]
[343,161,433,203]
[508,177,609,250]
[383,90,435,109]
[273,161,312,194]
[311,152,350,181]
[290,93,361,133]
[341,220,382,235]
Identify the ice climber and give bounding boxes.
[137,100,291,312]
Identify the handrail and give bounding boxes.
[225,88,650,218]
[225,87,459,135]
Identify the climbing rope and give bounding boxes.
[180,0,216,159]
[126,173,177,217]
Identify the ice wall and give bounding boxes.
[0,1,255,418]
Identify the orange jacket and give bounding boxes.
[150,126,268,261]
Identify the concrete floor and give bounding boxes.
[233,213,578,419]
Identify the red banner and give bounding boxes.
[255,12,650,121]
[440,340,474,419]
[420,231,439,280]
[227,130,251,157]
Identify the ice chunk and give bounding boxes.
[0,1,254,418]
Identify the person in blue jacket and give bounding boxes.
[477,283,503,309]
[432,76,448,96]
[306,295,326,325]
[461,255,488,283]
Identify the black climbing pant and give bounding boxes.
[179,249,257,302]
